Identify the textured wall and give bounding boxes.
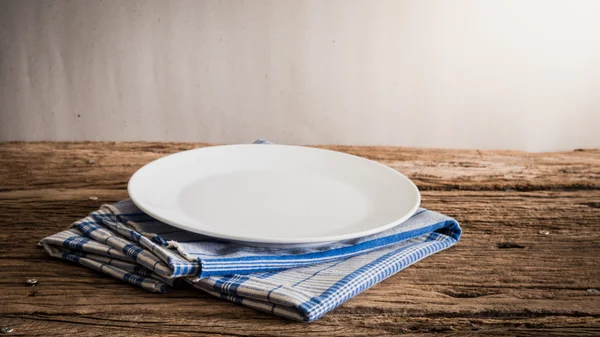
[1,0,599,151]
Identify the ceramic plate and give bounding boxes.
[128,144,420,246]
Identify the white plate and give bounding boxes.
[128,144,420,246]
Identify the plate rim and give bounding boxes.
[128,144,421,245]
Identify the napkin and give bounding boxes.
[40,143,462,321]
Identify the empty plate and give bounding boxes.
[128,144,420,246]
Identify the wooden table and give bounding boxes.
[1,142,599,336]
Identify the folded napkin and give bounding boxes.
[40,144,462,321]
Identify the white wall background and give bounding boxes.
[1,0,599,151]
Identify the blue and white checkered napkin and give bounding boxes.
[40,143,461,321]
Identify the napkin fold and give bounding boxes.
[40,143,462,321]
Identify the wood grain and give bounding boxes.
[1,142,599,336]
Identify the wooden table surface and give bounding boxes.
[1,142,599,336]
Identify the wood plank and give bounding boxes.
[0,142,599,336]
[1,142,599,192]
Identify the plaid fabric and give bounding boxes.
[40,141,462,321]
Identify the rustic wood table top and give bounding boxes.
[1,142,599,336]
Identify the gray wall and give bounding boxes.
[1,0,599,151]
